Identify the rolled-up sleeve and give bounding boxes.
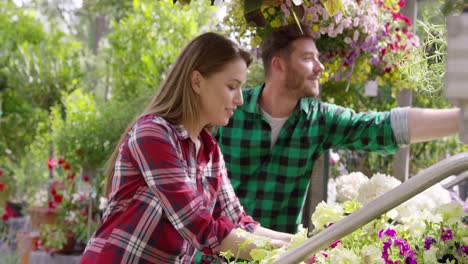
[320,103,400,155]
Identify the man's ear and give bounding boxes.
[271,56,285,74]
[191,70,203,94]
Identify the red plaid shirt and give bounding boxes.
[81,115,258,264]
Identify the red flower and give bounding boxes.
[63,163,71,170]
[48,201,56,210]
[51,179,58,189]
[53,194,63,203]
[47,157,57,170]
[6,205,18,218]
[58,158,66,165]
[380,48,387,56]
[2,214,9,222]
[0,183,4,191]
[83,175,90,182]
[67,173,75,180]
[35,240,42,250]
[0,169,3,177]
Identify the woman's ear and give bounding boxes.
[191,70,203,94]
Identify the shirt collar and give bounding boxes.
[242,83,311,115]
[152,115,190,140]
[152,115,216,153]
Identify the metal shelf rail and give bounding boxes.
[273,152,468,264]
[442,170,468,189]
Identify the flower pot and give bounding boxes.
[16,231,40,264]
[27,206,58,230]
[56,232,77,255]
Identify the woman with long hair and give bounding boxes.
[80,32,292,264]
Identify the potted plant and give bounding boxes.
[28,157,98,254]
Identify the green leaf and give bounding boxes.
[244,0,263,14]
[250,248,269,261]
[322,0,345,16]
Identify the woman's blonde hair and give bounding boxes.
[105,32,252,196]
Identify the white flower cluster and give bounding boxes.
[333,171,453,222]
[334,172,369,202]
[32,189,48,207]
[311,202,344,231]
[357,173,401,205]
[397,182,451,222]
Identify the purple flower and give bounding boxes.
[403,249,417,264]
[394,238,410,256]
[441,228,453,242]
[380,229,415,264]
[379,228,397,240]
[462,245,468,255]
[424,236,436,250]
[330,240,342,248]
[381,239,392,259]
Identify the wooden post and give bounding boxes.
[392,0,417,182]
[302,151,329,235]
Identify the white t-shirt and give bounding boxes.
[261,108,289,148]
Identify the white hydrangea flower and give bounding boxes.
[360,244,385,264]
[335,172,369,202]
[435,202,466,225]
[311,202,344,231]
[404,216,427,237]
[327,178,337,204]
[397,183,451,220]
[328,246,360,263]
[357,173,401,205]
[288,224,308,250]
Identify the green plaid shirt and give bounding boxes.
[216,85,400,233]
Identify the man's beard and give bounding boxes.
[284,68,319,98]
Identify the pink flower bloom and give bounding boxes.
[48,157,57,170]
